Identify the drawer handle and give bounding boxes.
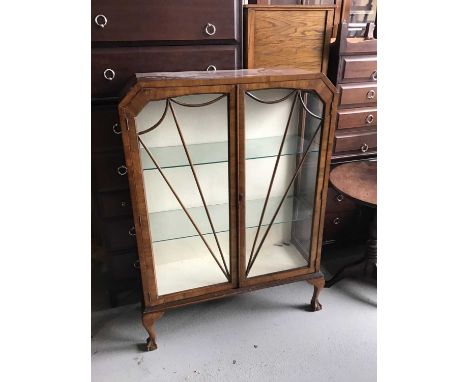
[94,14,108,28]
[336,194,344,202]
[103,68,115,81]
[204,23,216,36]
[366,114,374,124]
[121,201,128,207]
[129,226,136,236]
[367,90,376,100]
[333,217,341,225]
[112,123,121,134]
[133,260,140,269]
[361,143,369,153]
[371,71,377,81]
[206,65,217,72]
[117,165,127,176]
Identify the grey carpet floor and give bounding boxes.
[91,277,376,382]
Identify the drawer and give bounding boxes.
[97,190,132,219]
[341,55,377,83]
[322,210,356,243]
[339,83,377,107]
[108,251,140,281]
[92,45,240,98]
[325,186,356,213]
[337,108,377,130]
[92,105,122,151]
[92,151,129,191]
[101,218,137,251]
[334,128,377,154]
[92,0,240,43]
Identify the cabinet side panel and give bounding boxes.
[119,110,159,304]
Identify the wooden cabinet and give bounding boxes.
[323,20,377,243]
[118,69,337,350]
[91,0,243,307]
[328,21,377,160]
[243,5,334,73]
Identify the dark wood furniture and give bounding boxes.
[118,69,337,350]
[243,5,335,73]
[322,20,377,244]
[329,22,376,161]
[91,0,243,306]
[325,161,376,286]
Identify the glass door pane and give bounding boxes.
[135,93,231,295]
[243,88,324,278]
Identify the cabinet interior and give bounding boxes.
[244,89,323,278]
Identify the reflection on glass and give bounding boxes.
[136,94,231,296]
[244,89,323,278]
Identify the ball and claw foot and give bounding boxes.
[311,298,322,312]
[307,277,324,312]
[146,337,157,351]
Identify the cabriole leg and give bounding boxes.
[307,277,325,312]
[142,311,164,351]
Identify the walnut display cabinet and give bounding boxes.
[118,69,337,350]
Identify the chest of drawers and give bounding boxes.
[323,21,376,244]
[330,22,377,161]
[91,0,243,307]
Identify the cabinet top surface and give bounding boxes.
[120,69,336,113]
[129,68,335,89]
[135,68,318,80]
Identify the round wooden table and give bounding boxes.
[325,161,377,287]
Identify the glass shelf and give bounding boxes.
[148,195,313,243]
[140,135,319,170]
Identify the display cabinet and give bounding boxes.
[320,18,376,244]
[118,69,336,350]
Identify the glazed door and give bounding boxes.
[121,85,238,304]
[239,82,329,286]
